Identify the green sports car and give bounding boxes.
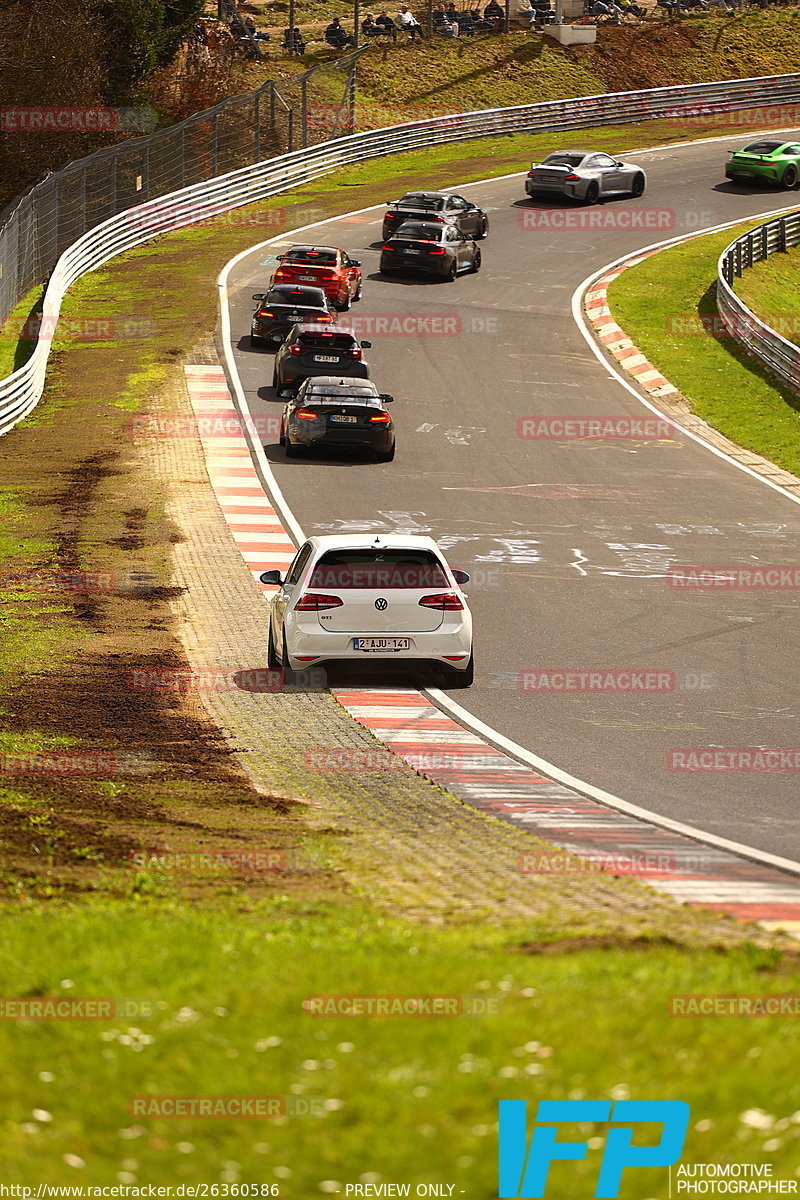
[725,139,800,188]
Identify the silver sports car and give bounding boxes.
[525,150,646,204]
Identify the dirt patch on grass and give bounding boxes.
[0,332,343,905]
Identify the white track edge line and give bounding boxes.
[217,143,800,881]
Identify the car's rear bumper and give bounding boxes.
[285,627,472,669]
[292,430,394,453]
[526,178,581,199]
[725,165,776,181]
[380,254,451,277]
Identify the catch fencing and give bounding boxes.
[4,71,800,433]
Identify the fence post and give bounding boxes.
[212,111,219,177]
[762,223,768,261]
[779,216,787,253]
[301,76,308,149]
[288,109,294,152]
[254,88,262,161]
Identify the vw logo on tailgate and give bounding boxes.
[374,597,388,611]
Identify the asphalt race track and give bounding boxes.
[223,131,800,862]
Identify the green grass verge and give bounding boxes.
[0,903,798,1190]
[609,220,800,477]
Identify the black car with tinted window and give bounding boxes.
[272,323,372,395]
[280,378,395,461]
[380,221,481,281]
[250,284,334,347]
[382,191,489,241]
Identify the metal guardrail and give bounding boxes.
[717,209,800,394]
[4,71,800,434]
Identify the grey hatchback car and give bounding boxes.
[525,150,646,204]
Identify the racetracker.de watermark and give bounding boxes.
[302,994,502,1017]
[517,669,675,693]
[664,103,800,128]
[127,200,328,232]
[520,852,710,875]
[668,748,800,772]
[670,994,800,1016]
[0,315,155,342]
[123,412,282,440]
[517,417,676,440]
[336,314,500,337]
[128,849,287,875]
[520,207,676,231]
[126,667,327,693]
[0,106,156,132]
[128,1096,327,1118]
[1,751,156,777]
[0,997,153,1020]
[667,566,800,589]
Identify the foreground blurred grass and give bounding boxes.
[0,903,798,1192]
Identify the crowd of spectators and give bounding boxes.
[203,0,769,61]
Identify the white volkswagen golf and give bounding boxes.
[261,535,474,687]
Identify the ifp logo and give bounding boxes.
[498,1100,689,1198]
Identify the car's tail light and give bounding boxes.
[350,347,362,359]
[257,310,274,318]
[368,412,390,423]
[563,173,580,181]
[289,344,302,355]
[428,248,446,255]
[418,592,463,610]
[295,408,320,420]
[295,593,344,611]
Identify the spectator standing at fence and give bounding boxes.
[396,5,426,38]
[326,16,356,46]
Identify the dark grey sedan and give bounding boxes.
[525,150,646,204]
[379,221,481,281]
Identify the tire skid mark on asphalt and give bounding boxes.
[185,364,800,934]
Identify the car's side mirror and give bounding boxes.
[275,253,285,261]
[252,293,265,301]
[379,394,394,403]
[361,340,372,348]
[351,260,362,266]
[452,569,470,584]
[260,570,284,585]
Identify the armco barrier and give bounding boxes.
[717,209,800,394]
[4,73,800,435]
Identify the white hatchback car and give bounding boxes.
[261,535,474,687]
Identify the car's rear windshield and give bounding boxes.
[267,287,324,304]
[309,550,449,589]
[305,385,376,400]
[743,142,782,154]
[298,333,356,350]
[284,248,337,264]
[392,223,443,240]
[542,152,585,167]
[398,194,444,210]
